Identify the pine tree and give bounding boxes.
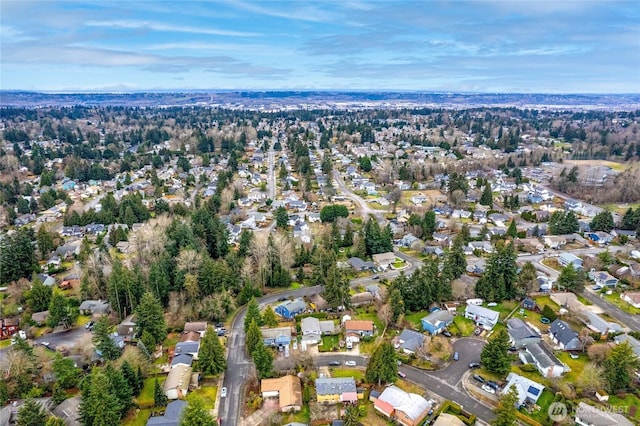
[48,291,75,329]
[154,376,168,407]
[199,326,227,376]
[590,210,615,232]
[261,306,279,327]
[45,417,67,426]
[52,382,67,406]
[557,263,585,292]
[443,234,466,279]
[389,286,405,324]
[244,298,262,331]
[92,316,120,361]
[179,396,215,426]
[480,183,493,206]
[246,320,262,357]
[602,341,640,393]
[121,361,140,395]
[252,344,274,379]
[365,343,398,386]
[16,399,47,426]
[422,210,436,240]
[79,368,123,426]
[343,404,361,426]
[492,386,519,426]
[480,329,511,377]
[506,219,517,238]
[135,292,167,347]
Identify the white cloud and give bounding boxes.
[85,19,261,37]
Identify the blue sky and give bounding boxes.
[1,1,638,93]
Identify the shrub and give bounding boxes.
[520,363,537,373]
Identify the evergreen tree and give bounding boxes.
[261,306,279,327]
[480,329,512,377]
[354,229,367,259]
[275,206,288,228]
[52,382,67,406]
[45,417,67,426]
[48,291,75,329]
[252,343,274,379]
[79,368,123,426]
[480,183,493,206]
[29,276,52,312]
[389,286,405,324]
[343,404,361,426]
[121,361,140,395]
[341,223,354,247]
[557,263,585,293]
[602,341,640,393]
[0,380,9,406]
[517,261,537,294]
[475,242,518,302]
[135,292,167,347]
[104,364,133,416]
[154,376,168,407]
[198,326,227,376]
[0,227,36,284]
[53,355,80,389]
[422,210,436,240]
[365,342,398,386]
[323,266,350,309]
[590,210,615,232]
[16,399,47,426]
[180,396,215,426]
[506,220,517,238]
[443,234,466,279]
[92,316,120,361]
[492,386,519,426]
[246,320,262,357]
[244,298,263,331]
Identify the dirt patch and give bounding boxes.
[309,400,339,425]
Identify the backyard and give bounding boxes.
[450,315,475,337]
[519,389,555,426]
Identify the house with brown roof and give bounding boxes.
[260,375,303,412]
[180,331,202,343]
[183,322,207,336]
[344,320,374,343]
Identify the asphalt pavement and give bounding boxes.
[581,289,640,332]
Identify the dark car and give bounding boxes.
[328,361,341,366]
[473,374,485,383]
[372,276,380,280]
[468,362,480,369]
[487,381,499,390]
[442,330,452,337]
[277,296,287,302]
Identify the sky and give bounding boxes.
[1,1,639,93]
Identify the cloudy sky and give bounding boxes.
[1,1,638,93]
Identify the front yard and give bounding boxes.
[331,367,365,383]
[450,315,475,337]
[319,335,340,352]
[603,292,640,315]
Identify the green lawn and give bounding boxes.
[136,376,165,408]
[331,367,365,383]
[451,316,475,337]
[490,300,518,320]
[519,389,555,426]
[190,385,218,408]
[603,292,640,315]
[556,351,587,383]
[281,405,311,424]
[75,315,92,327]
[123,409,151,426]
[404,310,430,330]
[355,307,385,332]
[320,335,340,352]
[162,334,180,349]
[575,294,593,306]
[0,339,11,349]
[608,393,640,423]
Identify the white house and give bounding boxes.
[464,305,499,330]
[519,342,569,378]
[502,373,545,408]
[621,292,640,309]
[301,317,322,344]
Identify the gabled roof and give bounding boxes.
[377,385,432,421]
[575,402,634,426]
[301,317,321,334]
[465,304,499,321]
[507,318,540,341]
[549,319,578,345]
[525,342,564,369]
[261,375,302,409]
[344,320,374,332]
[422,310,454,326]
[175,341,200,354]
[315,377,356,395]
[147,400,188,426]
[398,329,425,353]
[183,322,207,333]
[170,353,193,367]
[503,373,545,406]
[261,326,293,340]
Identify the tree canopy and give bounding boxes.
[365,342,398,386]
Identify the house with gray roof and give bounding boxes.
[558,252,583,270]
[275,299,307,319]
[502,373,545,408]
[175,341,200,360]
[396,329,425,355]
[421,310,453,335]
[262,327,293,348]
[464,304,499,330]
[575,401,634,426]
[519,342,569,378]
[549,319,580,351]
[78,300,111,316]
[507,318,541,348]
[170,353,193,368]
[580,311,622,335]
[301,317,322,344]
[315,377,357,404]
[613,334,640,358]
[147,400,187,426]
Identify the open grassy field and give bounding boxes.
[563,159,630,173]
[190,385,218,408]
[404,310,430,330]
[520,389,555,426]
[608,393,640,423]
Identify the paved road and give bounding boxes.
[267,144,276,200]
[581,289,640,332]
[2,327,92,354]
[331,169,387,224]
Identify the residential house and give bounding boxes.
[488,213,510,227]
[0,318,19,340]
[621,292,640,309]
[522,298,537,311]
[350,292,374,307]
[170,353,193,369]
[421,310,453,335]
[587,232,613,246]
[262,327,293,348]
[611,229,637,240]
[399,234,421,249]
[175,341,200,360]
[275,299,307,319]
[261,375,303,413]
[432,233,450,244]
[32,310,49,326]
[410,193,428,205]
[348,256,373,272]
[580,311,622,335]
[588,270,618,290]
[301,317,322,344]
[344,320,374,343]
[183,322,207,336]
[315,377,357,404]
[147,400,187,426]
[558,253,583,270]
[372,252,396,270]
[519,342,569,378]
[163,364,192,400]
[117,315,137,341]
[374,385,432,426]
[52,396,82,426]
[78,300,110,317]
[464,305,499,330]
[47,254,61,268]
[575,401,634,426]
[544,235,567,249]
[422,246,444,257]
[308,293,329,311]
[613,334,640,358]
[468,241,494,254]
[180,331,201,343]
[396,329,426,355]
[37,273,56,287]
[550,292,585,313]
[507,318,541,349]
[549,319,581,351]
[502,373,545,408]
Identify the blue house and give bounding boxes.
[262,327,292,348]
[421,310,454,335]
[558,253,583,270]
[275,298,307,319]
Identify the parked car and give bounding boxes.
[453,352,459,361]
[328,361,341,366]
[570,352,579,359]
[398,371,406,378]
[473,375,485,383]
[372,276,380,280]
[442,330,452,338]
[345,361,357,366]
[486,381,499,391]
[473,328,482,336]
[468,362,480,369]
[221,387,227,398]
[85,320,95,330]
[482,384,496,394]
[277,296,287,302]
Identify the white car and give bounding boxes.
[221,387,227,398]
[482,384,496,394]
[345,361,357,367]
